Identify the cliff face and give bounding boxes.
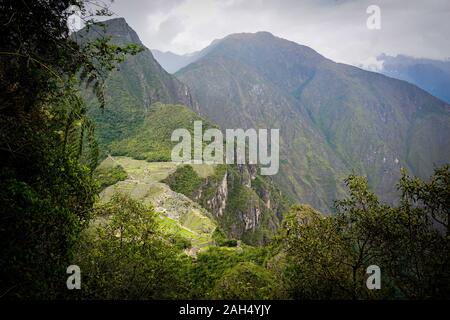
[204,169,228,217]
[170,163,289,245]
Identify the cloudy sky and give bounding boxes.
[101,0,450,68]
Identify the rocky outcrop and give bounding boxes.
[165,162,288,245]
[202,164,288,244]
[236,164,257,188]
[241,199,261,231]
[205,171,228,217]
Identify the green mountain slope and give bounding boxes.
[76,18,194,152]
[104,103,289,244]
[176,32,450,211]
[96,156,217,251]
[79,19,289,244]
[108,102,212,161]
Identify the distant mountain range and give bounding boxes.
[151,40,221,74]
[151,49,201,74]
[83,18,450,216]
[375,54,450,104]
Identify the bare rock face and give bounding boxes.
[179,163,288,245]
[206,171,228,217]
[211,165,286,244]
[241,200,261,231]
[236,164,257,188]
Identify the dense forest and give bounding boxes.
[1,1,449,300]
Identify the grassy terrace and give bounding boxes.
[95,156,218,252]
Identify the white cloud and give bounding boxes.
[108,0,450,66]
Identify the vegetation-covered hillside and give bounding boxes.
[100,101,289,245]
[75,165,450,299]
[77,18,194,155]
[177,32,450,212]
[1,2,449,301]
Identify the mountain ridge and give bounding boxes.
[77,18,195,151]
[176,31,450,211]
[82,18,450,214]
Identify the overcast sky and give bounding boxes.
[101,0,450,69]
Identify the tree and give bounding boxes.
[399,165,450,235]
[277,204,378,299]
[212,262,280,299]
[374,167,450,298]
[74,193,191,299]
[0,0,140,298]
[277,168,450,299]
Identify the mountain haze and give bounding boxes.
[151,49,201,74]
[377,54,450,104]
[151,39,221,73]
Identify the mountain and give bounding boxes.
[151,40,221,73]
[151,49,201,74]
[176,32,450,211]
[76,18,194,151]
[79,20,288,244]
[376,54,450,104]
[106,102,289,244]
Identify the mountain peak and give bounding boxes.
[104,17,127,25]
[203,31,326,65]
[103,18,142,45]
[77,17,143,46]
[176,28,450,212]
[225,31,275,40]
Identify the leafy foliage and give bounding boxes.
[276,167,450,299]
[212,262,281,299]
[189,246,271,299]
[163,165,203,198]
[93,163,128,190]
[212,228,238,247]
[73,193,191,299]
[0,0,140,298]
